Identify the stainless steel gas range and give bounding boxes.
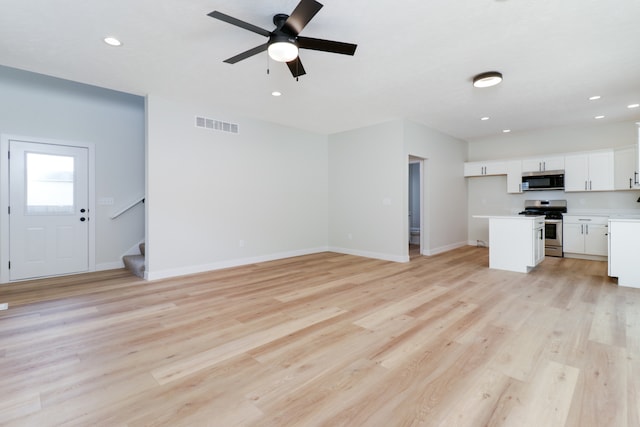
[519,200,567,257]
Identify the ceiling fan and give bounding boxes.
[208,0,357,78]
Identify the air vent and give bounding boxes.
[195,116,239,134]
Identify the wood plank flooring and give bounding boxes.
[1,246,638,426]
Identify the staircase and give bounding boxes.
[123,243,145,278]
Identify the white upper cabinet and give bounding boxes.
[521,156,564,173]
[614,145,640,190]
[564,151,614,192]
[463,161,507,177]
[506,160,523,193]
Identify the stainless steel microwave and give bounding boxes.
[521,170,565,191]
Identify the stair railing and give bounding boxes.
[110,196,145,220]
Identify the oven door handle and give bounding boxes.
[544,219,563,224]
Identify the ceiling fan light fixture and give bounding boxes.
[473,71,503,88]
[268,41,298,62]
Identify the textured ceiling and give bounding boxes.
[1,0,639,140]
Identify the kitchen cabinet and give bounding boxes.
[614,145,640,190]
[608,217,640,288]
[506,160,523,193]
[564,151,614,192]
[521,156,564,173]
[485,216,545,273]
[464,161,507,177]
[563,215,608,258]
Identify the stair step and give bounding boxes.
[139,242,145,256]
[123,254,145,278]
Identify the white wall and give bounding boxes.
[327,119,468,261]
[469,121,637,160]
[0,65,145,270]
[328,120,406,261]
[467,120,640,244]
[404,120,469,255]
[145,94,329,280]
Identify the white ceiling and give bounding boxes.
[1,0,639,140]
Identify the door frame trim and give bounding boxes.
[0,134,96,283]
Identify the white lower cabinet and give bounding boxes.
[488,216,544,273]
[609,218,640,288]
[563,215,608,258]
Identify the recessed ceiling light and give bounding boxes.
[480,116,490,121]
[502,129,511,133]
[595,115,605,119]
[628,103,640,109]
[271,91,282,97]
[589,95,601,101]
[103,37,122,46]
[473,71,503,88]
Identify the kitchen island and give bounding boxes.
[474,215,545,273]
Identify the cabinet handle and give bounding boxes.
[635,171,639,185]
[584,181,588,191]
[543,161,546,171]
[581,224,584,234]
[589,181,592,190]
[631,178,633,189]
[585,225,589,235]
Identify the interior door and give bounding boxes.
[9,140,89,280]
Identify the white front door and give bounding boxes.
[8,140,90,280]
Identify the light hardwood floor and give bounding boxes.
[1,246,638,426]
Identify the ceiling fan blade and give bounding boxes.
[286,57,307,78]
[208,11,271,37]
[223,43,269,64]
[297,36,357,55]
[283,0,323,35]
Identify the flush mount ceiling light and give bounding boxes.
[268,37,299,63]
[628,103,640,109]
[473,71,503,88]
[103,36,122,46]
[271,91,282,97]
[589,95,601,101]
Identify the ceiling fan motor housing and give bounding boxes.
[273,13,291,31]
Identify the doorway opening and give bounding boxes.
[408,156,425,260]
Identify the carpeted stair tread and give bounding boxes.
[139,243,145,256]
[123,254,145,278]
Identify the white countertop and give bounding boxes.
[609,215,640,222]
[473,215,544,220]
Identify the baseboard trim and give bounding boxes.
[145,247,330,281]
[96,261,125,271]
[423,241,469,256]
[327,247,409,263]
